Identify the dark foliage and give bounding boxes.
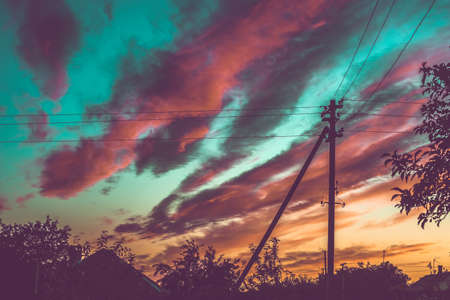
[328,262,410,300]
[94,229,136,265]
[244,237,320,299]
[153,239,241,299]
[384,60,450,227]
[246,237,287,289]
[0,216,78,300]
[153,238,413,300]
[0,216,136,300]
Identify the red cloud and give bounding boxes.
[6,0,80,100]
[39,0,337,198]
[40,137,134,199]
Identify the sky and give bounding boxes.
[0,0,449,281]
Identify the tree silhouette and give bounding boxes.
[328,262,410,300]
[153,239,241,299]
[94,229,136,265]
[247,237,290,289]
[384,60,450,227]
[0,216,78,299]
[246,237,318,299]
[0,216,137,300]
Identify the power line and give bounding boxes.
[0,99,426,120]
[333,0,381,99]
[0,134,320,144]
[0,112,422,127]
[367,0,436,99]
[341,0,397,99]
[0,112,323,126]
[0,105,324,118]
[0,130,415,144]
[0,113,420,127]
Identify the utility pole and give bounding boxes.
[327,99,337,281]
[323,250,327,276]
[235,127,328,289]
[321,99,343,300]
[433,257,437,274]
[382,250,386,263]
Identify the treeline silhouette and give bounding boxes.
[2,217,448,300]
[153,238,414,300]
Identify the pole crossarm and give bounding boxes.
[235,127,328,289]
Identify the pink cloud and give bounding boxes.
[6,0,80,100]
[0,196,10,212]
[178,125,209,152]
[27,110,51,140]
[39,0,339,198]
[99,216,114,226]
[16,193,35,206]
[40,137,135,199]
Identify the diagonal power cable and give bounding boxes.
[367,0,436,99]
[341,0,397,99]
[333,0,381,99]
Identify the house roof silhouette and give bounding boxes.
[73,249,161,299]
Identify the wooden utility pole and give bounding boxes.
[328,99,336,282]
[235,127,328,289]
[321,99,343,300]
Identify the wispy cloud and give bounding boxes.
[38,0,342,199]
[284,243,434,270]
